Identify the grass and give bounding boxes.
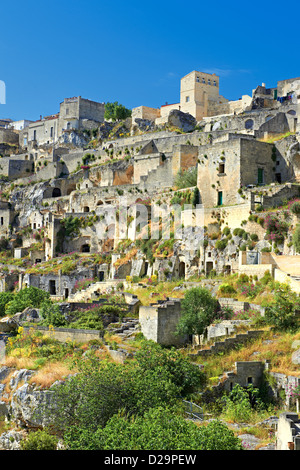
[258,131,295,144]
[127,279,186,305]
[28,362,77,389]
[193,328,300,380]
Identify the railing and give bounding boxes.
[182,400,203,420]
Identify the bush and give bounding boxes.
[40,301,67,327]
[215,239,227,251]
[293,224,300,253]
[290,201,300,215]
[20,430,58,450]
[5,287,50,317]
[64,408,243,450]
[176,287,218,337]
[0,291,14,317]
[265,284,300,330]
[218,283,237,295]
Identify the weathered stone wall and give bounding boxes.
[22,325,103,343]
[0,129,19,145]
[0,158,34,180]
[139,299,185,346]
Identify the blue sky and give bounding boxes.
[1,0,300,121]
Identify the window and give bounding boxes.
[202,78,206,84]
[257,168,264,185]
[49,280,56,295]
[196,76,200,82]
[50,127,53,138]
[33,130,37,141]
[186,96,190,102]
[217,191,223,206]
[208,79,211,85]
[218,163,225,174]
[66,108,69,115]
[0,217,3,226]
[23,137,27,146]
[213,80,217,86]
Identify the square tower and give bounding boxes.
[180,71,220,120]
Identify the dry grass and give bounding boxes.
[196,329,300,379]
[2,356,37,370]
[28,362,77,389]
[258,131,295,144]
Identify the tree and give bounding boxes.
[174,168,197,189]
[176,286,218,337]
[191,187,200,207]
[134,341,205,395]
[265,284,300,330]
[42,355,180,434]
[64,407,243,450]
[104,102,131,121]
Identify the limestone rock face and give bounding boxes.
[291,348,300,365]
[167,110,196,132]
[0,430,26,450]
[0,316,19,333]
[11,382,55,429]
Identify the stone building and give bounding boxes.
[19,96,105,150]
[197,137,275,207]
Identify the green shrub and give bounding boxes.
[20,430,58,450]
[218,283,237,295]
[215,239,227,251]
[293,224,300,253]
[290,201,300,215]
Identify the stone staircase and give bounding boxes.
[68,279,126,302]
[107,318,140,339]
[189,329,264,358]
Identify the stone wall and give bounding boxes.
[22,325,103,343]
[0,129,19,145]
[0,158,34,180]
[276,413,300,450]
[139,298,186,346]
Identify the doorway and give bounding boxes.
[49,280,56,295]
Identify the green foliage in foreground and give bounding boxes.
[1,286,50,317]
[40,341,205,434]
[20,429,58,450]
[64,407,243,450]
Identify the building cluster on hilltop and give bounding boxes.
[0,70,299,299]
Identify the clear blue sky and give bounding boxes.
[1,0,300,121]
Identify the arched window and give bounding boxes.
[245,119,254,130]
[81,244,90,253]
[52,188,61,198]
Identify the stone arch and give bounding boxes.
[83,206,90,213]
[178,261,185,279]
[52,188,61,198]
[245,119,254,130]
[81,244,90,253]
[97,200,104,206]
